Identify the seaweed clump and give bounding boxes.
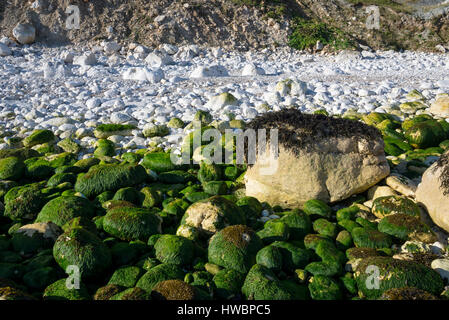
[245,109,383,156]
[432,150,449,196]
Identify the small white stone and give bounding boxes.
[13,23,36,44]
[431,259,449,281]
[103,41,121,55]
[0,43,12,56]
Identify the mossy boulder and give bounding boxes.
[43,278,90,300]
[0,147,39,160]
[35,196,95,227]
[198,162,222,183]
[23,129,55,148]
[112,187,142,205]
[313,218,338,238]
[257,220,290,244]
[378,214,432,241]
[354,257,444,299]
[3,183,46,222]
[141,152,181,173]
[103,206,162,241]
[235,196,263,220]
[242,264,308,300]
[372,196,420,219]
[303,199,332,218]
[336,206,359,221]
[110,287,151,300]
[11,222,62,254]
[279,210,312,240]
[168,117,185,129]
[143,124,170,138]
[57,138,81,154]
[151,279,197,300]
[256,245,283,272]
[23,266,59,290]
[46,172,76,187]
[308,275,342,300]
[74,163,148,198]
[213,268,246,299]
[94,139,116,158]
[154,234,195,266]
[183,196,246,236]
[94,284,124,300]
[0,285,35,300]
[136,263,185,292]
[379,287,438,300]
[208,225,263,273]
[351,227,393,249]
[53,228,112,278]
[0,157,25,180]
[108,266,145,288]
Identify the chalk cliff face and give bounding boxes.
[1,0,449,52]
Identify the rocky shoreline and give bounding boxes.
[3,22,449,300]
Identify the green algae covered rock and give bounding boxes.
[23,266,59,290]
[112,187,142,205]
[35,196,95,227]
[235,196,263,220]
[11,222,62,254]
[242,264,308,300]
[94,284,124,300]
[57,138,81,154]
[354,257,444,299]
[136,263,185,292]
[23,130,55,148]
[213,268,246,299]
[103,206,162,241]
[346,247,383,260]
[154,234,195,266]
[183,196,246,236]
[141,152,180,173]
[108,266,145,288]
[151,279,198,300]
[256,245,283,272]
[0,147,39,160]
[43,278,90,300]
[303,199,332,218]
[270,241,310,270]
[53,228,112,278]
[308,275,342,300]
[313,218,338,238]
[351,227,393,249]
[372,196,420,219]
[378,214,432,241]
[74,163,148,198]
[279,210,312,240]
[257,220,290,244]
[0,157,25,180]
[197,162,222,183]
[94,139,116,158]
[208,225,263,273]
[23,157,54,180]
[3,183,46,222]
[46,172,76,187]
[379,287,438,300]
[110,287,151,300]
[0,286,36,300]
